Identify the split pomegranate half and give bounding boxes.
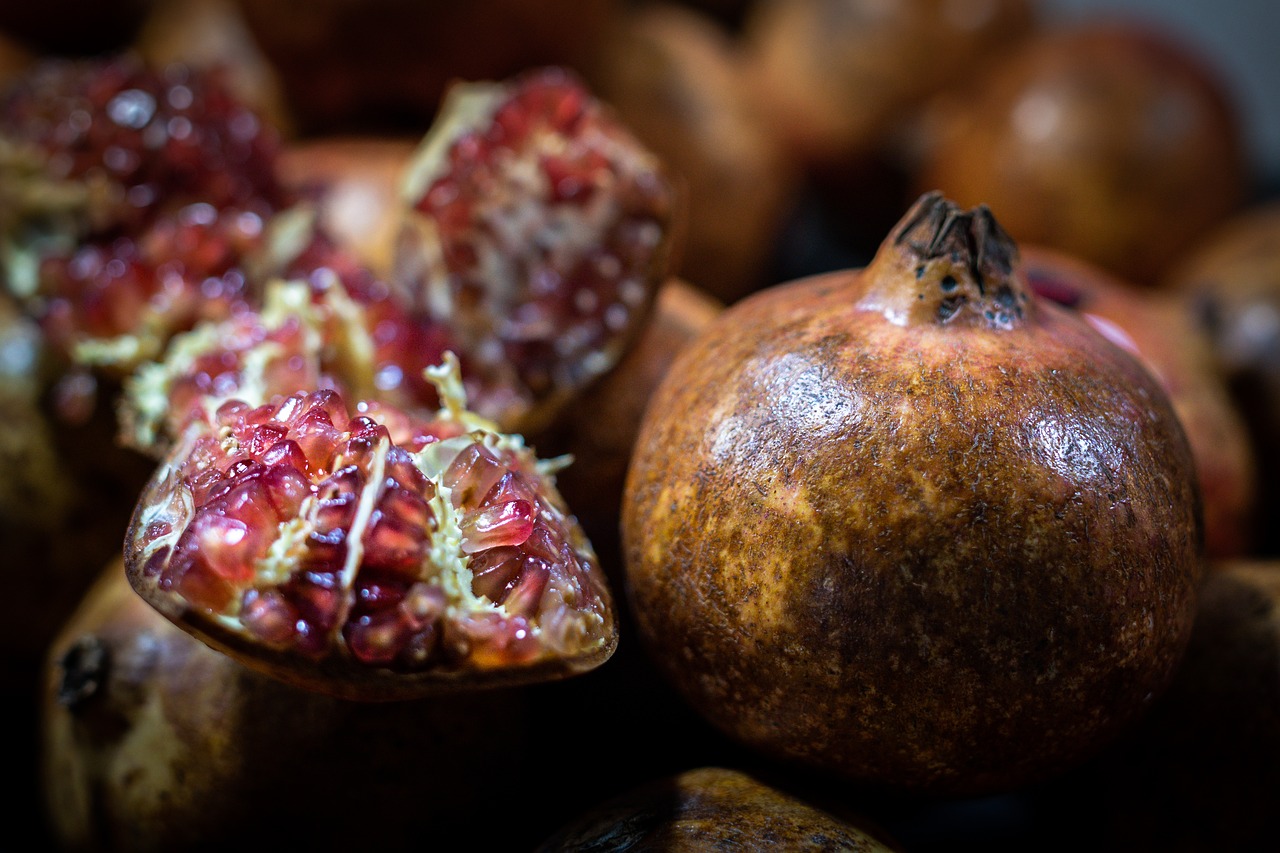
[126,355,615,700]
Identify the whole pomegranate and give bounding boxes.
[622,192,1203,794]
[915,20,1249,284]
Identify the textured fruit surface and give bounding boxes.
[0,54,284,242]
[1023,244,1254,558]
[43,561,532,850]
[536,766,898,852]
[127,365,615,699]
[622,192,1202,793]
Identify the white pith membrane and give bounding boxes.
[130,347,605,672]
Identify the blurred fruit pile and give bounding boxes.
[4,0,1279,850]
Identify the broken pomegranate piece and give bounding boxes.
[396,66,676,433]
[125,357,615,699]
[0,55,284,243]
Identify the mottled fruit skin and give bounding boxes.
[42,562,532,851]
[622,193,1203,794]
[535,767,897,852]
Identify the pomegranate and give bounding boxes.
[42,560,533,849]
[1164,201,1280,555]
[915,20,1249,284]
[622,192,1202,794]
[536,767,899,851]
[586,2,800,303]
[125,357,615,699]
[1022,244,1255,558]
[396,66,676,434]
[742,0,1037,170]
[0,55,291,367]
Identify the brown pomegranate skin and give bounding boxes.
[42,561,531,851]
[916,21,1249,285]
[622,192,1203,794]
[1022,244,1255,559]
[535,766,898,852]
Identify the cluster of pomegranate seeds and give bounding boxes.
[35,202,265,362]
[127,379,613,688]
[400,66,675,429]
[0,55,286,237]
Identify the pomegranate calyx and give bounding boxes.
[859,191,1032,331]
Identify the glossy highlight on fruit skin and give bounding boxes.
[1023,244,1255,559]
[126,360,616,700]
[623,192,1203,794]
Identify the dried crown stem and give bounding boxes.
[859,191,1031,330]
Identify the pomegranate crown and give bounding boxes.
[861,191,1031,331]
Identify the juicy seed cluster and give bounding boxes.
[409,67,673,410]
[0,56,286,234]
[136,387,603,672]
[38,202,265,357]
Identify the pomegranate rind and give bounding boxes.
[124,356,616,700]
[396,66,676,435]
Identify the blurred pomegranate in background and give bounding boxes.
[277,136,417,276]
[1165,201,1280,555]
[742,0,1037,172]
[230,0,618,133]
[1023,244,1256,559]
[915,20,1250,285]
[586,3,800,303]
